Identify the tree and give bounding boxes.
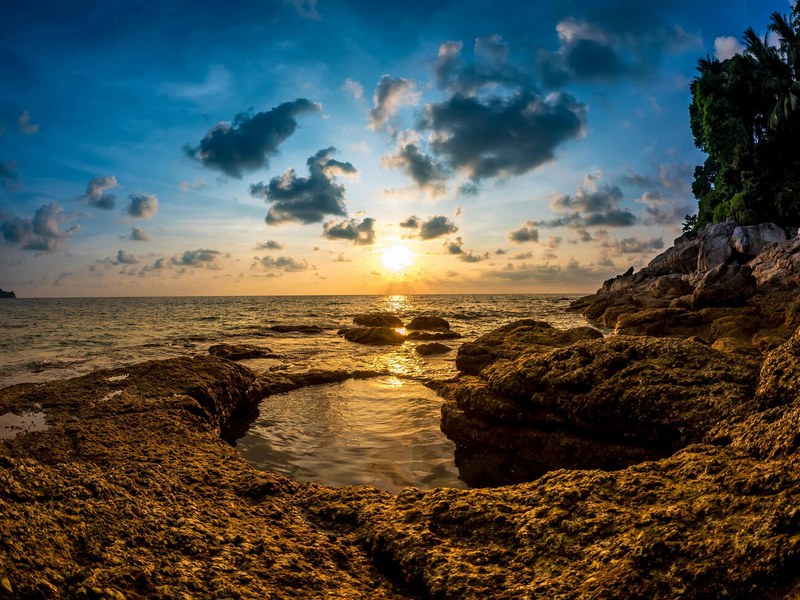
[689,8,800,227]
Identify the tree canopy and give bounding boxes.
[690,6,800,227]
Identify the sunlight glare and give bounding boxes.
[381,245,415,273]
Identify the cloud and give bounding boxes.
[116,249,138,264]
[185,98,321,178]
[257,240,284,250]
[258,255,313,271]
[602,235,664,255]
[636,190,693,227]
[444,236,488,262]
[290,0,320,20]
[79,176,118,210]
[322,217,376,245]
[509,222,539,243]
[172,248,224,267]
[333,252,351,262]
[512,251,533,260]
[488,257,618,284]
[253,147,357,225]
[344,78,364,101]
[714,36,744,61]
[445,237,464,254]
[418,215,458,240]
[0,160,20,191]
[433,37,533,95]
[18,110,38,134]
[126,193,159,219]
[368,75,420,130]
[128,227,150,241]
[0,203,79,252]
[420,91,586,181]
[180,179,206,191]
[381,143,448,196]
[537,174,636,228]
[399,215,420,229]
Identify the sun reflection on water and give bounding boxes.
[366,348,422,378]
[383,294,408,313]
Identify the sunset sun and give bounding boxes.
[381,245,414,272]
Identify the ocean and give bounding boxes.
[1,294,593,491]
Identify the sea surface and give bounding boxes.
[1,294,593,491]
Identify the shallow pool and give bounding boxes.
[236,376,465,493]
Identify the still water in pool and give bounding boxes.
[235,376,466,493]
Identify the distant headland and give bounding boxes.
[0,289,16,298]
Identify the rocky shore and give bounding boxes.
[3,221,800,598]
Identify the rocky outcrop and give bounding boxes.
[406,316,450,331]
[0,289,15,299]
[208,343,280,361]
[454,319,603,375]
[353,313,403,328]
[749,236,800,287]
[691,263,757,308]
[342,326,405,345]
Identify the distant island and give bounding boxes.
[0,289,16,298]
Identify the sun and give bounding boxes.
[381,245,415,272]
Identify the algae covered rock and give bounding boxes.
[415,342,451,356]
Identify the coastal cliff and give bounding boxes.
[3,226,800,597]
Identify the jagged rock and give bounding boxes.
[647,237,700,276]
[208,343,280,361]
[730,223,787,257]
[749,237,800,287]
[454,319,603,375]
[406,330,462,341]
[415,343,451,356]
[692,263,757,308]
[406,316,450,331]
[353,313,403,328]
[342,326,405,345]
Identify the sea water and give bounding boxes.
[0,294,591,490]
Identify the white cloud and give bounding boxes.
[714,36,744,61]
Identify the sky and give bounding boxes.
[0,0,793,297]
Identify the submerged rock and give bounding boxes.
[208,343,280,361]
[406,330,462,341]
[353,313,404,328]
[415,342,451,356]
[342,326,405,345]
[268,324,323,334]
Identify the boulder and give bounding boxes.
[341,326,405,345]
[646,238,700,276]
[406,316,450,331]
[696,220,737,271]
[614,307,705,337]
[406,330,462,341]
[730,223,787,257]
[415,342,451,356]
[749,237,800,287]
[208,343,279,361]
[692,263,757,308]
[352,313,403,328]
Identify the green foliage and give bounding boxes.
[681,214,698,233]
[690,8,800,227]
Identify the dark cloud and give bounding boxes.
[495,248,507,255]
[257,240,284,250]
[535,176,636,229]
[513,251,533,260]
[172,248,224,267]
[636,190,693,227]
[126,193,159,219]
[399,215,420,229]
[322,217,376,245]
[420,91,586,181]
[458,183,479,197]
[0,160,20,191]
[369,76,419,130]
[128,227,150,241]
[445,237,464,254]
[381,143,448,196]
[488,257,618,284]
[444,236,488,262]
[419,215,458,240]
[459,250,489,263]
[258,255,312,271]
[509,222,539,243]
[253,147,357,225]
[602,235,664,255]
[185,99,320,178]
[79,176,118,210]
[0,203,79,252]
[618,171,657,188]
[116,249,138,264]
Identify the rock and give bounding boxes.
[406,316,450,331]
[268,325,323,334]
[749,237,800,287]
[614,307,705,337]
[692,263,757,308]
[341,326,405,345]
[208,343,279,361]
[0,289,15,299]
[352,313,403,328]
[454,319,603,375]
[730,223,787,257]
[415,343,451,356]
[646,238,700,276]
[405,331,462,341]
[696,220,737,270]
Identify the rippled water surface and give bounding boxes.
[1,294,592,491]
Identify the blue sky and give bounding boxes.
[0,0,792,296]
